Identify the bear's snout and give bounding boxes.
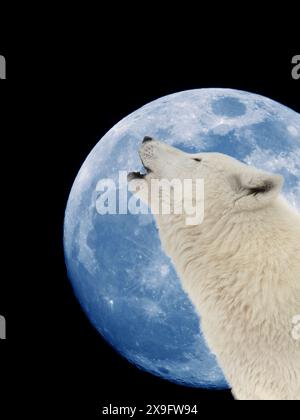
[142,136,153,143]
[139,140,155,164]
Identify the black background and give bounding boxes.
[1,30,299,415]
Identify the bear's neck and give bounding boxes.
[155,197,300,308]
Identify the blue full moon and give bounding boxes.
[64,89,300,389]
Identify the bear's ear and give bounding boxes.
[232,170,284,210]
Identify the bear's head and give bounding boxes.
[128,137,284,223]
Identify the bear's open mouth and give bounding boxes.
[127,162,152,181]
[127,171,145,181]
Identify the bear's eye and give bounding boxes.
[193,158,202,162]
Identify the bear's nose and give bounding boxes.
[143,136,153,143]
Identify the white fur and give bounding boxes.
[129,140,300,400]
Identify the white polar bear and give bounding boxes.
[128,137,300,400]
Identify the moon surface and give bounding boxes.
[64,89,300,389]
